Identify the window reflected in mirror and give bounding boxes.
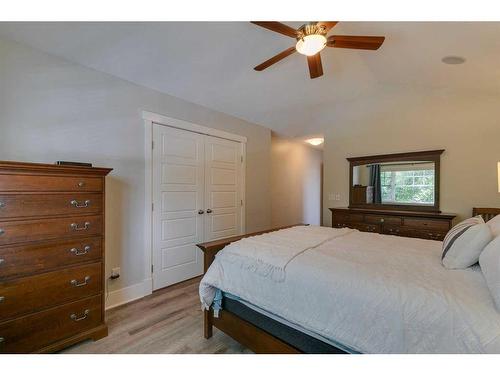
[352,161,436,206]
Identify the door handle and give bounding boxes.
[198,209,205,214]
[206,209,213,214]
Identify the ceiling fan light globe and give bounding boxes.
[295,34,327,56]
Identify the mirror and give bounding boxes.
[348,150,444,212]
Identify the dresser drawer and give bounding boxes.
[349,223,381,233]
[403,218,450,232]
[0,236,101,279]
[0,215,102,246]
[0,174,102,192]
[0,294,102,353]
[0,193,102,219]
[333,213,364,223]
[365,214,402,226]
[0,262,102,321]
[383,226,446,241]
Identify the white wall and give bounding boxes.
[323,85,500,226]
[271,134,323,227]
[0,37,272,305]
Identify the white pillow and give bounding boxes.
[487,214,500,237]
[479,236,500,311]
[441,216,493,269]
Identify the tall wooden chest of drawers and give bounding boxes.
[0,161,112,353]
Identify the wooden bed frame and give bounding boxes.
[197,224,309,353]
[473,207,500,222]
[197,208,500,353]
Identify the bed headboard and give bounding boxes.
[472,207,500,222]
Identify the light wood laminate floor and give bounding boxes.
[62,276,251,354]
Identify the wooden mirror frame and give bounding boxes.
[347,149,444,213]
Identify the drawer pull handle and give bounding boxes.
[0,296,4,303]
[0,337,4,344]
[78,181,86,188]
[71,199,91,208]
[0,229,4,236]
[70,245,91,256]
[0,258,4,265]
[71,276,90,287]
[0,201,4,209]
[71,222,90,231]
[70,309,90,322]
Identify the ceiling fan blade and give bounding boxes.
[316,21,338,33]
[307,53,323,79]
[251,21,297,38]
[254,46,297,71]
[327,35,385,50]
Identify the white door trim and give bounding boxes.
[142,111,247,143]
[143,110,246,293]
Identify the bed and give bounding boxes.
[198,215,500,354]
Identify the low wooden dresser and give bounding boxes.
[0,161,112,353]
[330,208,456,241]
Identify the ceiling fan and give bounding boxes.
[251,21,385,79]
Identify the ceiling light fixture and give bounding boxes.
[296,34,327,56]
[306,138,324,146]
[441,56,466,65]
[295,24,327,56]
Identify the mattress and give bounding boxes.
[200,226,500,353]
[223,292,355,353]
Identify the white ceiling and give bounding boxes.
[0,22,499,137]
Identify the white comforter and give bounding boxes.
[199,226,500,353]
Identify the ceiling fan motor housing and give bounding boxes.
[296,23,328,40]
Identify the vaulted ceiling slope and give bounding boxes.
[0,22,499,136]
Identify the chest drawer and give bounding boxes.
[0,193,102,219]
[0,236,101,279]
[403,218,450,232]
[0,174,102,192]
[0,294,102,353]
[0,262,102,321]
[0,215,102,246]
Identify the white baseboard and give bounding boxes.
[105,278,152,310]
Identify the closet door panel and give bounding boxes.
[152,125,204,290]
[204,136,243,241]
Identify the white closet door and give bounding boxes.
[204,136,243,241]
[152,125,204,290]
